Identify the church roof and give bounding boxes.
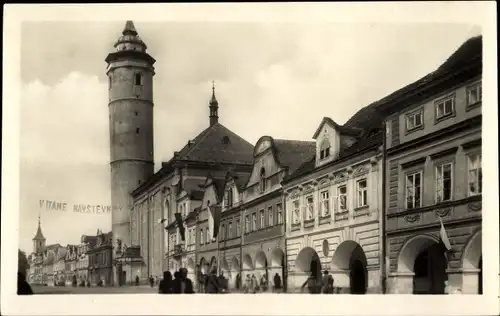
[132,123,254,197]
[176,123,254,165]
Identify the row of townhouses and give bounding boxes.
[28,222,113,287]
[107,22,482,294]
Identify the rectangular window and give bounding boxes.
[206,229,211,244]
[277,204,283,224]
[200,228,204,245]
[435,96,455,120]
[252,213,257,231]
[260,209,265,229]
[406,171,422,209]
[356,179,368,208]
[467,84,482,106]
[228,222,232,239]
[236,219,241,236]
[268,206,274,226]
[436,162,453,203]
[406,110,423,131]
[244,216,249,234]
[468,154,482,196]
[320,190,330,217]
[306,196,314,220]
[292,200,300,224]
[224,191,229,208]
[337,185,347,211]
[134,73,142,86]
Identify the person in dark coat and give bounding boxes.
[149,275,154,288]
[301,272,321,294]
[273,273,282,292]
[205,268,222,294]
[135,275,140,286]
[173,268,195,294]
[17,272,33,295]
[322,270,334,294]
[158,271,173,294]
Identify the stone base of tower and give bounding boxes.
[114,246,145,286]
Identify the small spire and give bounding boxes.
[209,80,219,126]
[122,20,138,36]
[210,80,218,105]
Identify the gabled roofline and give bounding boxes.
[312,117,363,139]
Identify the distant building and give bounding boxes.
[27,216,63,286]
[383,36,482,294]
[87,230,113,286]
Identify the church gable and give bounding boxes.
[246,137,281,190]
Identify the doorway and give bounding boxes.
[349,259,367,294]
[412,243,447,294]
[478,256,483,294]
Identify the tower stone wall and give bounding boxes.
[106,21,155,285]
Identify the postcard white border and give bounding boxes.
[2,2,498,316]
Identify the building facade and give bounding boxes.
[383,36,483,294]
[218,136,316,292]
[87,230,113,286]
[282,115,385,294]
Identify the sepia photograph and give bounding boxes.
[2,2,498,316]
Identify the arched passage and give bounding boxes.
[209,256,217,273]
[230,257,241,290]
[462,230,482,294]
[295,247,322,279]
[397,234,447,294]
[331,240,368,294]
[242,254,253,270]
[270,248,286,290]
[199,257,208,275]
[254,251,268,280]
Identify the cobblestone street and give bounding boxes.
[32,285,159,294]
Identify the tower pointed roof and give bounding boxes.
[210,81,218,106]
[112,20,147,52]
[33,215,45,241]
[123,20,138,36]
[209,81,219,126]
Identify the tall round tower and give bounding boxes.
[106,21,155,285]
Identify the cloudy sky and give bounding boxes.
[18,19,481,253]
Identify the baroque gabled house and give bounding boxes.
[282,113,385,294]
[87,230,113,286]
[218,136,316,292]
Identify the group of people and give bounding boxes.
[301,270,335,294]
[239,272,283,293]
[157,268,195,294]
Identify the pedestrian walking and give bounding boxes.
[301,272,321,294]
[159,271,173,294]
[322,271,334,294]
[135,275,140,286]
[205,267,222,294]
[173,268,195,294]
[251,274,259,293]
[273,273,282,292]
[149,275,154,288]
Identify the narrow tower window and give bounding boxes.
[108,76,112,90]
[134,73,142,86]
[136,128,140,134]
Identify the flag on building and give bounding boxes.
[208,205,221,241]
[439,217,452,251]
[174,213,185,241]
[158,218,167,224]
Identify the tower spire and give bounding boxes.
[209,80,219,126]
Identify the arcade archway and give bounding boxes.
[242,254,253,270]
[209,256,217,273]
[199,257,209,275]
[270,248,286,290]
[187,258,195,282]
[331,240,368,294]
[254,251,268,279]
[398,234,447,294]
[230,257,241,290]
[295,247,322,279]
[462,230,482,294]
